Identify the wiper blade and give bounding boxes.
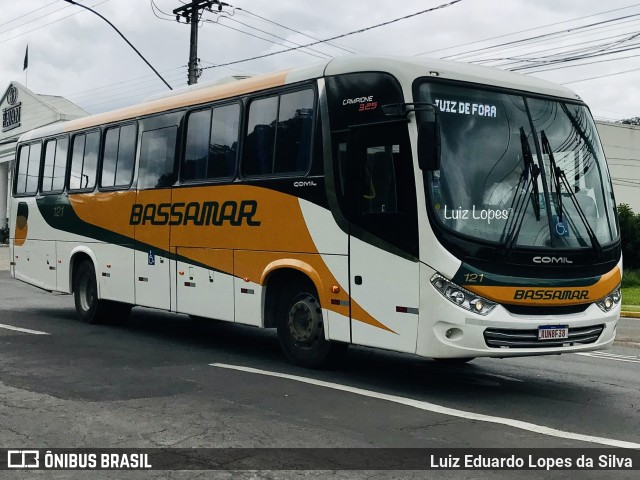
[541,130,563,225]
[540,130,603,258]
[501,128,540,249]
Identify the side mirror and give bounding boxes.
[418,119,440,171]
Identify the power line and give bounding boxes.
[150,0,175,22]
[561,66,640,84]
[0,0,111,47]
[202,0,464,71]
[236,7,357,55]
[209,13,332,59]
[202,16,329,61]
[0,0,61,30]
[63,0,172,90]
[443,11,640,62]
[414,2,640,57]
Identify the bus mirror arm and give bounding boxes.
[381,102,438,117]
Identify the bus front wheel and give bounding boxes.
[73,261,130,324]
[276,281,338,369]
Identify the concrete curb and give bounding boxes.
[621,311,640,319]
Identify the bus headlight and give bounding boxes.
[430,274,497,316]
[595,285,621,312]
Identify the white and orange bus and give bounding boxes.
[10,56,621,367]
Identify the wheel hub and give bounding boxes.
[288,296,322,345]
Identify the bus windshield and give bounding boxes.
[416,81,618,249]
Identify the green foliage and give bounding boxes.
[621,287,640,307]
[622,270,640,288]
[617,204,640,270]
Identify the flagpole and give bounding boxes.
[23,44,28,88]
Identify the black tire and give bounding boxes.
[73,261,131,325]
[276,280,340,368]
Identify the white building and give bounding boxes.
[0,81,87,229]
[595,121,640,211]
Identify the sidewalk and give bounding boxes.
[0,244,8,271]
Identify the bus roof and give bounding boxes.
[19,55,581,143]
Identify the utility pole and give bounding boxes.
[174,0,229,85]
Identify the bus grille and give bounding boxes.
[483,325,604,348]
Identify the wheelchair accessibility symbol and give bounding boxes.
[148,251,155,265]
[553,215,569,237]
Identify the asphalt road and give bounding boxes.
[1,271,639,480]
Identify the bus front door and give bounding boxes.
[347,123,420,354]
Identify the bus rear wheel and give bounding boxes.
[73,261,131,324]
[276,281,339,369]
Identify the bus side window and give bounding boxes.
[209,103,239,179]
[183,109,211,181]
[242,87,315,177]
[24,142,42,195]
[101,124,136,188]
[15,144,30,194]
[69,131,99,191]
[274,89,314,174]
[243,96,278,176]
[41,137,68,193]
[139,126,178,189]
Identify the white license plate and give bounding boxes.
[538,325,569,341]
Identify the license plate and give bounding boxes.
[538,325,569,341]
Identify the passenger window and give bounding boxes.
[242,88,315,177]
[243,96,278,176]
[42,137,68,193]
[25,143,42,194]
[101,124,136,188]
[138,126,177,189]
[183,109,211,181]
[16,143,40,195]
[69,131,99,191]
[274,89,314,174]
[209,103,239,178]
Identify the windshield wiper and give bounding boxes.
[501,127,541,249]
[540,130,603,259]
[541,130,563,226]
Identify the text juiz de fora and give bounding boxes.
[430,454,632,470]
[443,205,511,225]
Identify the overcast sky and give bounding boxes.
[2,0,640,120]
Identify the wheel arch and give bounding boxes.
[68,246,99,296]
[262,260,325,329]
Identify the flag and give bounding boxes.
[23,45,28,71]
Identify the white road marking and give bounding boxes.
[575,352,640,364]
[0,323,50,335]
[211,362,640,449]
[482,373,525,383]
[583,351,639,360]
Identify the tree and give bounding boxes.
[617,204,640,269]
